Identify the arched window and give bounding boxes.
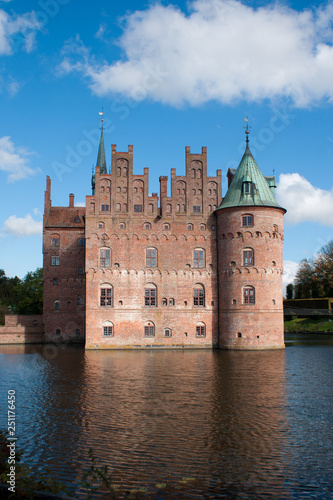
[194,249,205,268]
[243,286,255,304]
[200,224,206,230]
[144,321,155,337]
[193,284,205,306]
[54,300,60,310]
[187,223,193,231]
[144,284,157,306]
[163,223,170,231]
[119,222,126,230]
[243,248,254,266]
[164,328,172,337]
[77,296,83,305]
[103,321,113,337]
[196,322,206,337]
[242,214,254,227]
[144,222,151,230]
[162,298,167,306]
[146,248,157,268]
[117,167,121,177]
[51,235,59,247]
[191,168,196,178]
[100,248,111,268]
[166,204,172,213]
[197,169,202,179]
[100,285,113,306]
[98,222,104,229]
[116,203,121,211]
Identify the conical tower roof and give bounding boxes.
[96,128,107,174]
[217,142,284,211]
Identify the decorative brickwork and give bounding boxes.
[42,134,285,350]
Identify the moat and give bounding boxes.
[0,338,332,499]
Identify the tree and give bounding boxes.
[293,241,333,299]
[13,268,43,315]
[286,283,294,299]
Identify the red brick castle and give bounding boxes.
[43,125,286,349]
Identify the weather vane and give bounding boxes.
[99,108,104,130]
[244,117,251,143]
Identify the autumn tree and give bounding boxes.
[294,241,333,298]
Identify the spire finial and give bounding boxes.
[99,108,104,131]
[244,117,251,144]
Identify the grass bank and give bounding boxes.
[284,317,333,333]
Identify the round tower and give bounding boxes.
[215,130,286,349]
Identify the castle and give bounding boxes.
[42,125,286,350]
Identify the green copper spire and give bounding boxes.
[96,127,107,174]
[217,125,284,211]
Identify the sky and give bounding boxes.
[0,0,333,293]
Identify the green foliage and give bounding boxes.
[284,317,333,333]
[0,268,43,320]
[14,269,43,315]
[294,241,333,299]
[286,283,294,299]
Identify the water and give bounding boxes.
[0,338,332,499]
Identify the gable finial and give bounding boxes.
[99,108,104,131]
[244,117,251,144]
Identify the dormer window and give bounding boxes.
[243,182,251,194]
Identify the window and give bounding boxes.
[144,322,155,337]
[211,225,216,231]
[100,249,111,267]
[194,249,205,268]
[162,298,167,306]
[51,237,59,246]
[243,249,254,266]
[200,224,206,231]
[98,222,104,229]
[54,300,60,310]
[169,298,175,306]
[144,223,151,230]
[163,223,170,230]
[146,248,157,268]
[119,223,126,230]
[134,205,143,212]
[243,287,255,304]
[77,296,83,305]
[193,285,205,306]
[53,278,58,285]
[78,238,85,246]
[164,328,172,337]
[187,224,193,231]
[56,329,61,335]
[101,205,109,212]
[244,182,251,194]
[193,205,201,213]
[74,215,81,223]
[51,256,60,266]
[77,268,84,275]
[100,287,113,306]
[145,284,157,306]
[196,323,206,337]
[116,203,121,211]
[103,322,114,336]
[242,215,253,227]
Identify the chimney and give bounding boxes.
[69,193,74,208]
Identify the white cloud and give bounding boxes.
[276,173,333,226]
[3,214,42,237]
[0,8,42,55]
[75,202,85,207]
[283,260,299,294]
[59,0,333,107]
[0,136,40,182]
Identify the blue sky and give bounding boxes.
[0,0,333,292]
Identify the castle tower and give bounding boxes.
[215,129,286,349]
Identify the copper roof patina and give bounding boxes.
[217,143,284,211]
